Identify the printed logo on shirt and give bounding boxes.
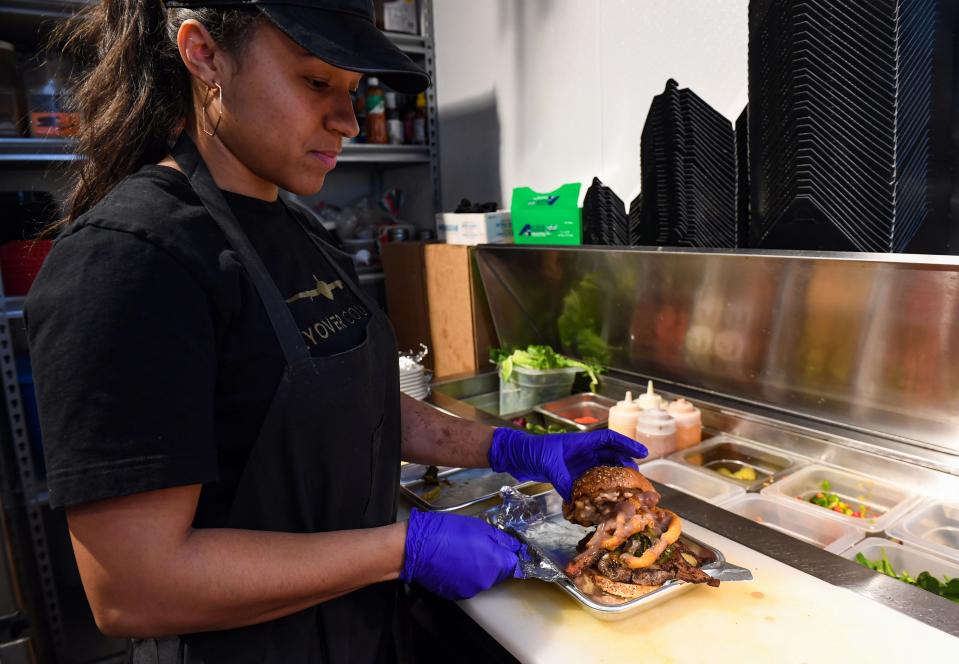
[285,275,344,303]
[298,303,371,347]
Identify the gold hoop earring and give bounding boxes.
[202,82,223,137]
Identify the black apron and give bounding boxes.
[131,135,403,663]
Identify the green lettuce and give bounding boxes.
[490,344,603,391]
[855,549,959,604]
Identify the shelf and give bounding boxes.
[30,489,48,507]
[339,144,430,163]
[0,2,429,54]
[0,138,430,166]
[357,269,384,284]
[383,31,429,55]
[0,138,77,165]
[2,296,25,319]
[0,0,88,19]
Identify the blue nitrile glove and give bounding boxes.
[488,427,649,501]
[401,508,526,600]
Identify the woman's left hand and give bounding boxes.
[401,509,526,600]
[488,428,649,502]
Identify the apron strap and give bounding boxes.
[288,211,381,314]
[171,134,310,365]
[130,637,203,664]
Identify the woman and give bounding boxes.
[25,1,648,662]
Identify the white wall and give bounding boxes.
[433,0,749,210]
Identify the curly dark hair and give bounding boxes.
[49,0,264,231]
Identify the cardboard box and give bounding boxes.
[511,182,583,245]
[436,211,513,245]
[381,0,418,34]
[423,244,498,378]
[381,242,499,379]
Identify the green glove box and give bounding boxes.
[510,183,582,245]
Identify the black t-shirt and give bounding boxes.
[25,165,373,518]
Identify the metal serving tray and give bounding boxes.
[483,489,751,621]
[671,435,803,491]
[504,410,578,434]
[534,393,617,431]
[399,464,531,512]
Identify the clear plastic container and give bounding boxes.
[638,459,744,506]
[498,365,581,416]
[761,464,918,534]
[723,494,865,553]
[886,500,959,564]
[25,54,77,137]
[842,537,959,591]
[0,41,24,137]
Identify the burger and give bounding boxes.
[563,466,719,599]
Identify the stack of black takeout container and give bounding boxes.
[582,177,639,246]
[747,0,940,252]
[639,79,739,248]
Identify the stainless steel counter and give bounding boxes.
[423,370,959,637]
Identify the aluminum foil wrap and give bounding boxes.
[489,486,569,583]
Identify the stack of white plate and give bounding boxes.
[399,359,429,400]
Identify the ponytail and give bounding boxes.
[50,1,261,232]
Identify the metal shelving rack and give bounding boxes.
[0,138,433,165]
[0,1,441,662]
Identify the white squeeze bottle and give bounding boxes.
[668,398,702,449]
[636,380,666,411]
[607,391,642,439]
[635,408,678,460]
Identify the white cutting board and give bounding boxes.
[458,519,959,663]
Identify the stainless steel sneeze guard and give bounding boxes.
[475,245,959,458]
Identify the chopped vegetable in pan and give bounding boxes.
[804,480,874,519]
[855,549,959,604]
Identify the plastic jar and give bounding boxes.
[635,408,677,460]
[607,391,642,439]
[0,41,24,137]
[668,398,702,449]
[26,55,77,137]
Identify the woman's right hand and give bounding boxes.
[400,508,526,600]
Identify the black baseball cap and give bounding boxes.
[163,0,431,93]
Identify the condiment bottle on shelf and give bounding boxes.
[607,391,641,439]
[365,77,388,144]
[413,92,427,145]
[403,100,416,144]
[634,408,677,460]
[636,380,666,411]
[668,398,702,449]
[385,91,404,145]
[353,93,367,143]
